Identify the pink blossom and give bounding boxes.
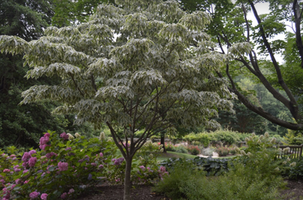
[99,152,103,157]
[60,192,67,199]
[139,166,145,170]
[58,162,68,171]
[22,162,28,168]
[15,179,22,184]
[68,188,74,194]
[46,152,56,159]
[39,134,50,150]
[40,193,48,200]
[23,169,29,174]
[112,157,124,165]
[60,132,69,140]
[29,191,40,199]
[91,163,97,166]
[3,169,10,173]
[159,166,166,172]
[39,144,48,150]
[44,133,50,137]
[39,136,49,145]
[22,152,31,162]
[29,150,37,155]
[28,157,37,167]
[24,180,29,184]
[98,164,104,169]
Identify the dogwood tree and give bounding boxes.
[0,0,233,199]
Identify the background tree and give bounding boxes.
[0,0,233,199]
[0,0,63,148]
[0,0,103,148]
[180,0,303,132]
[51,0,115,27]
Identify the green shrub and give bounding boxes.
[160,157,229,176]
[175,145,188,154]
[165,143,176,152]
[210,130,240,146]
[183,133,210,147]
[154,160,284,200]
[281,157,303,180]
[186,145,200,155]
[215,146,229,156]
[283,130,303,145]
[0,131,165,199]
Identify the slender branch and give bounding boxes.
[241,3,250,42]
[69,73,85,97]
[249,0,299,119]
[106,121,126,158]
[293,0,303,68]
[217,36,225,54]
[90,74,97,92]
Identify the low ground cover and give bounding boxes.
[2,132,303,200]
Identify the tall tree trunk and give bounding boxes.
[160,132,166,153]
[124,156,133,200]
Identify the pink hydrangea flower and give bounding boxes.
[29,150,37,155]
[40,193,48,200]
[29,191,40,199]
[58,162,68,171]
[15,179,22,184]
[45,152,56,159]
[60,132,69,140]
[68,188,74,194]
[60,192,67,199]
[99,152,103,157]
[98,164,104,169]
[3,169,10,173]
[44,133,50,137]
[39,134,50,150]
[28,157,37,167]
[22,152,31,162]
[159,166,166,172]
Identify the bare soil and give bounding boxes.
[76,184,167,200]
[281,179,303,200]
[76,179,303,200]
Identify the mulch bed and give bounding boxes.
[75,179,303,200]
[281,179,303,200]
[76,184,168,200]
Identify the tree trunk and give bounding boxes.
[161,132,166,153]
[124,156,132,200]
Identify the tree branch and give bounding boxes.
[293,0,303,68]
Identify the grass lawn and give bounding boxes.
[156,151,198,162]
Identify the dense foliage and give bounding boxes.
[0,131,164,199]
[155,132,297,200]
[0,1,235,199]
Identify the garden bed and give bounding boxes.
[75,179,303,200]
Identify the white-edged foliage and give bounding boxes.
[0,1,235,199]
